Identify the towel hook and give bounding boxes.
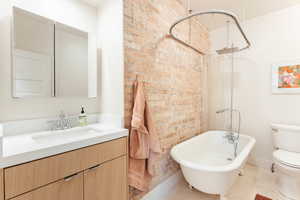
[135,73,147,84]
[135,73,142,82]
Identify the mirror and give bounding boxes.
[55,23,88,97]
[12,7,54,98]
[12,7,94,98]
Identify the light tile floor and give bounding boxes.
[164,164,278,200]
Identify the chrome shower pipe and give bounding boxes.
[169,9,251,55]
[216,108,241,136]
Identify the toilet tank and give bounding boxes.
[272,124,300,153]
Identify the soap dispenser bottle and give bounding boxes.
[79,106,88,126]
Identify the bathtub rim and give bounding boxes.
[171,130,256,172]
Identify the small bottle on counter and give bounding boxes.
[79,106,88,126]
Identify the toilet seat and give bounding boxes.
[271,124,300,200]
[273,150,300,200]
[273,150,300,169]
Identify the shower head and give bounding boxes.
[216,47,240,55]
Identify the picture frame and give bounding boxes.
[272,59,300,94]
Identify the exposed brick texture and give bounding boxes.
[124,0,210,199]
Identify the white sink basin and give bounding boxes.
[1,123,128,168]
[31,127,103,141]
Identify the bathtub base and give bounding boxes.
[170,131,256,200]
[181,165,238,196]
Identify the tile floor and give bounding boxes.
[163,164,278,200]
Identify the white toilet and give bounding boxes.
[271,124,300,200]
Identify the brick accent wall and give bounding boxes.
[124,0,210,199]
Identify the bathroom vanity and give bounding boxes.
[0,124,128,200]
[0,3,128,200]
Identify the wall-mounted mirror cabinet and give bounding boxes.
[55,23,88,97]
[12,7,95,98]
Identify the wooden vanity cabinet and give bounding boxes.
[11,173,84,200]
[1,137,128,200]
[4,149,83,199]
[0,169,4,200]
[84,156,127,200]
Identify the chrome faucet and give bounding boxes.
[58,111,72,130]
[216,108,241,158]
[223,133,237,143]
[47,111,73,131]
[216,109,241,139]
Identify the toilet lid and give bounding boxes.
[273,150,300,168]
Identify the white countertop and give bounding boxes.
[0,124,128,168]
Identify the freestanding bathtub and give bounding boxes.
[171,130,256,200]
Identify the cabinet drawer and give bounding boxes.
[4,137,127,199]
[5,149,83,199]
[11,172,83,200]
[81,137,128,169]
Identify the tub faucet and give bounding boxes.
[216,108,241,158]
[223,133,237,143]
[216,108,241,139]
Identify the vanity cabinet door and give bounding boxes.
[11,173,83,200]
[0,169,4,200]
[84,156,127,200]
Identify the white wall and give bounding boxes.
[208,4,300,168]
[0,0,100,122]
[97,0,124,121]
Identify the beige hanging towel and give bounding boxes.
[128,81,162,192]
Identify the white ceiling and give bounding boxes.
[188,0,300,30]
[80,0,100,7]
[80,0,300,30]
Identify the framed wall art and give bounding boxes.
[272,60,300,94]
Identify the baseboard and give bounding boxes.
[141,171,183,200]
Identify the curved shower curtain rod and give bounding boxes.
[169,9,251,55]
